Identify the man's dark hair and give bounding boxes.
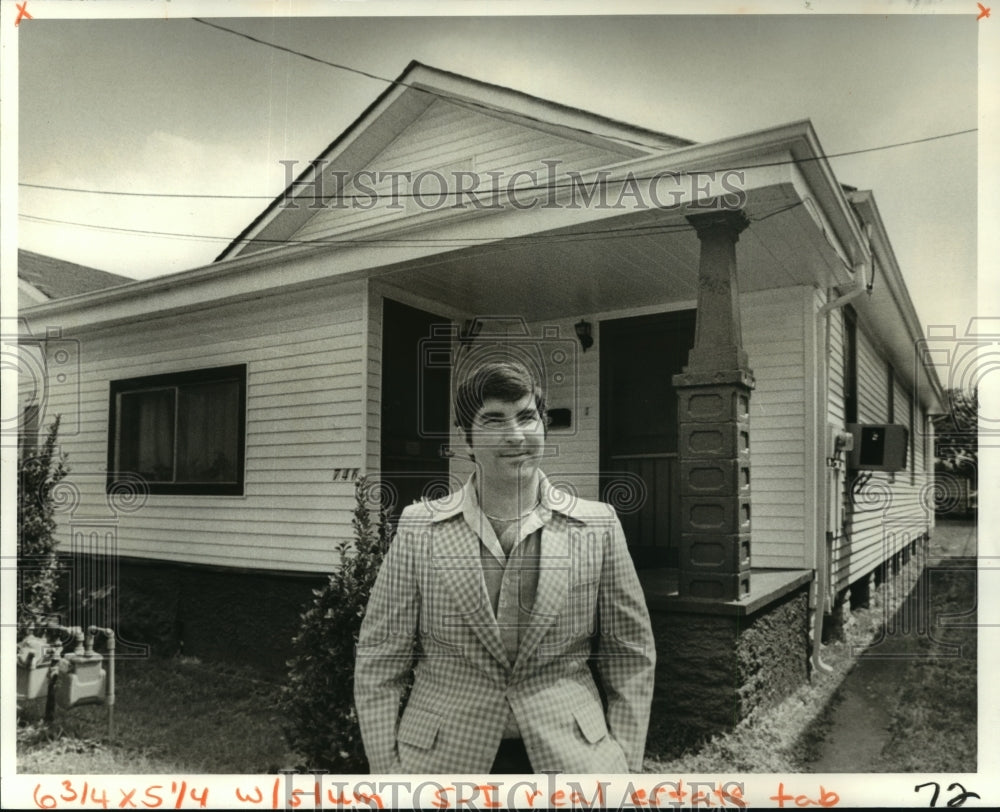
[454,360,547,443]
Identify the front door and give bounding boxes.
[600,310,696,568]
[380,298,452,519]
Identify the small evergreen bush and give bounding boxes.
[280,476,395,772]
[17,416,69,637]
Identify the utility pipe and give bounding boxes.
[89,626,116,739]
[811,279,870,675]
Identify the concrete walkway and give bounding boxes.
[805,518,977,772]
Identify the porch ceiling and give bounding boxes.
[372,183,850,321]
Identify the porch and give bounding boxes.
[364,181,839,739]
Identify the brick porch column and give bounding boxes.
[673,209,753,600]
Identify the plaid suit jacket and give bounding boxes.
[354,475,656,774]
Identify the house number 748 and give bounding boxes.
[914,782,981,807]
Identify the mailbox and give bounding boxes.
[847,423,908,472]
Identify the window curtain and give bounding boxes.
[176,381,239,483]
[119,389,174,481]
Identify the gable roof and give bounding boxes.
[16,65,943,415]
[18,249,134,302]
[216,60,693,262]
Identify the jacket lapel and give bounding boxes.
[430,518,511,670]
[511,519,571,680]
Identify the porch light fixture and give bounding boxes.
[574,319,593,352]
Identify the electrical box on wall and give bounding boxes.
[847,423,908,472]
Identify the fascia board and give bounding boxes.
[403,64,689,153]
[786,126,872,273]
[17,278,50,306]
[595,119,868,264]
[23,121,872,334]
[849,190,947,413]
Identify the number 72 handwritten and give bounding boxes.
[914,782,980,808]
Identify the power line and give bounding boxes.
[19,127,975,202]
[17,212,695,245]
[191,18,682,153]
[18,202,800,247]
[18,18,976,204]
[19,183,268,199]
[19,19,974,248]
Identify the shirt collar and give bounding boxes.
[429,472,584,523]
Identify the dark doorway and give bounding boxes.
[380,298,452,519]
[600,310,696,568]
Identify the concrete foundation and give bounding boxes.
[55,555,324,675]
[642,570,811,754]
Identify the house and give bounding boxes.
[15,250,133,446]
[18,249,135,309]
[18,62,944,746]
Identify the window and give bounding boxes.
[843,306,858,424]
[887,363,895,423]
[107,365,246,495]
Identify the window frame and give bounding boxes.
[886,362,895,423]
[106,364,247,496]
[843,305,858,425]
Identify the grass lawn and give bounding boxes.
[17,657,296,774]
[873,554,976,772]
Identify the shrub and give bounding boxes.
[17,416,69,637]
[280,476,394,772]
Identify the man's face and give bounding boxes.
[469,393,545,486]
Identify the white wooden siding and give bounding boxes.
[832,317,933,592]
[365,282,382,477]
[826,306,845,426]
[43,281,367,573]
[522,316,601,500]
[291,98,629,245]
[739,287,810,568]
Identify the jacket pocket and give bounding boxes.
[572,701,609,744]
[397,706,443,750]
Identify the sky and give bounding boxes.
[11,4,985,348]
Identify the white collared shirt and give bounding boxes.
[455,477,554,737]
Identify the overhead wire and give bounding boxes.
[16,20,972,251]
[18,211,704,247]
[189,18,683,154]
[19,126,975,202]
[18,197,807,250]
[18,19,975,203]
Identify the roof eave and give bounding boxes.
[848,189,946,414]
[216,61,694,262]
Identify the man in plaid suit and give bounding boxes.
[355,360,655,773]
